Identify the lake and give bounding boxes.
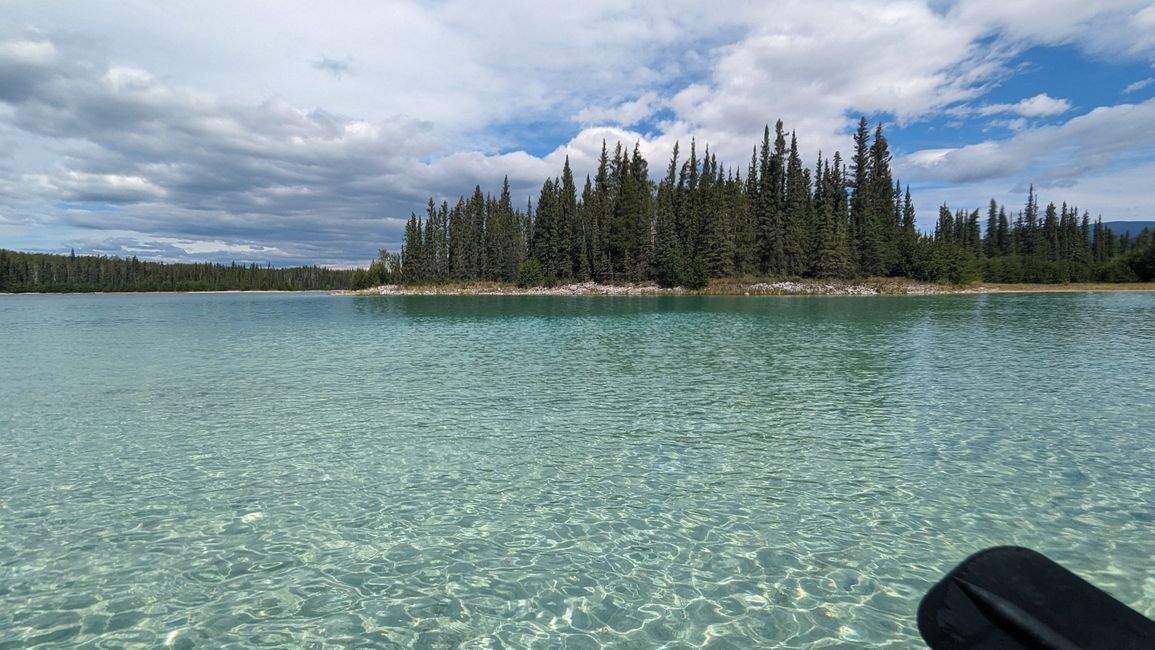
[2,292,1154,648]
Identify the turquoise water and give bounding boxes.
[2,292,1154,648]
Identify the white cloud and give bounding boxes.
[52,171,168,203]
[3,2,1155,263]
[0,39,56,65]
[948,0,1155,57]
[1131,3,1155,52]
[902,97,1155,185]
[166,238,283,256]
[987,117,1031,132]
[574,92,664,127]
[977,93,1073,118]
[657,0,1010,166]
[1125,77,1154,93]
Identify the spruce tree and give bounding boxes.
[769,121,788,273]
[401,212,422,281]
[996,206,1010,257]
[936,204,954,243]
[783,132,810,276]
[701,154,735,278]
[897,185,918,274]
[607,143,631,279]
[752,127,773,273]
[655,143,685,286]
[530,178,555,277]
[559,157,580,279]
[626,143,653,279]
[1042,201,1059,261]
[591,142,613,281]
[813,156,851,278]
[859,124,898,275]
[849,117,871,267]
[984,199,999,258]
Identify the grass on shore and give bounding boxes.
[977,282,1155,292]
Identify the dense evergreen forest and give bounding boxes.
[0,249,353,293]
[377,119,1154,289]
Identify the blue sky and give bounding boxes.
[1,1,1154,266]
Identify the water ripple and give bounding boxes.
[1,292,1154,647]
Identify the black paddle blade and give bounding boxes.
[918,546,1155,649]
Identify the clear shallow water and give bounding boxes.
[2,292,1154,648]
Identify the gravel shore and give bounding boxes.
[337,280,986,296]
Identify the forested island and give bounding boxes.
[0,250,352,293]
[355,119,1155,290]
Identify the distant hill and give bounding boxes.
[1104,221,1155,237]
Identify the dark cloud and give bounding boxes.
[0,33,586,266]
[0,35,461,264]
[312,56,353,80]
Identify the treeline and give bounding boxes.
[390,118,1154,287]
[932,190,1153,283]
[0,249,353,293]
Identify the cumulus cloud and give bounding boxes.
[0,2,749,262]
[0,34,450,261]
[947,0,1155,57]
[902,97,1155,185]
[654,0,1012,167]
[976,93,1073,118]
[574,92,664,128]
[2,1,1155,263]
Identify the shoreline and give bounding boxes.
[5,282,1152,297]
[338,280,1155,297]
[0,289,327,296]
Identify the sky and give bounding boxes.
[2,1,1154,267]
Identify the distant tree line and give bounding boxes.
[391,118,1154,287]
[932,189,1153,283]
[0,249,353,293]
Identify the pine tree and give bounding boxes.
[783,131,810,275]
[1076,212,1092,265]
[996,205,1010,257]
[490,176,522,282]
[936,204,954,243]
[1042,201,1059,261]
[1023,185,1041,257]
[701,154,735,277]
[626,143,653,279]
[983,199,999,258]
[591,142,613,280]
[607,143,631,279]
[752,127,773,273]
[965,209,981,257]
[655,142,685,286]
[813,156,852,278]
[468,186,486,278]
[579,175,595,280]
[896,185,918,274]
[769,121,788,273]
[530,178,556,278]
[401,212,423,281]
[557,157,580,279]
[859,124,898,275]
[849,116,871,268]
